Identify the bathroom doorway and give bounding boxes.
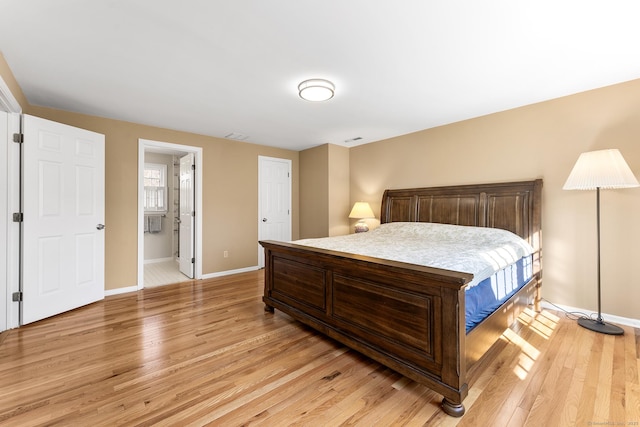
[138,139,202,289]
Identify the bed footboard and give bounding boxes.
[261,240,473,415]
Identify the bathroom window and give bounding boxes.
[144,163,167,213]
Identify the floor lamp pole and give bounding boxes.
[577,187,624,335]
[596,187,602,322]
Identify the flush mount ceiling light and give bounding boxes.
[298,79,335,102]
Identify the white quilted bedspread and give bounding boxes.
[293,222,534,289]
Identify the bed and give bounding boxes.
[260,180,542,417]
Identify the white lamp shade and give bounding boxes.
[349,202,375,219]
[563,149,639,190]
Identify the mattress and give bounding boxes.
[293,222,534,332]
[465,254,532,332]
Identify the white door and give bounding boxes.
[179,153,194,278]
[22,115,105,324]
[258,156,291,268]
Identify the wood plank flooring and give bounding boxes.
[0,270,638,426]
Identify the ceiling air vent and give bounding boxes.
[224,132,249,141]
[344,137,363,144]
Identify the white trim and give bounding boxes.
[105,286,138,297]
[0,74,21,331]
[541,301,640,329]
[138,139,203,290]
[201,266,260,280]
[4,113,20,330]
[0,111,7,332]
[0,75,22,114]
[144,257,175,265]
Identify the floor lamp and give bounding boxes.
[563,148,639,335]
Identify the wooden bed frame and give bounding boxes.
[261,180,542,417]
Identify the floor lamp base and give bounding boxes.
[577,317,624,335]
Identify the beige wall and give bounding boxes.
[327,144,350,236]
[299,143,350,238]
[299,144,329,238]
[350,78,640,319]
[21,105,299,290]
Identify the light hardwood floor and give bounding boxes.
[0,271,638,426]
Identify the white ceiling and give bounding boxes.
[1,1,639,151]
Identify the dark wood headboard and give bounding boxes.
[380,180,543,253]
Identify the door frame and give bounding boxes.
[0,112,8,332]
[1,74,22,330]
[137,139,202,289]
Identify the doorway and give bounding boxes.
[138,139,202,289]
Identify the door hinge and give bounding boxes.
[288,172,290,178]
[191,257,195,264]
[13,133,24,143]
[192,211,195,217]
[191,164,195,170]
[12,212,23,222]
[12,291,23,302]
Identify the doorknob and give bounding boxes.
[262,218,267,222]
[96,224,105,230]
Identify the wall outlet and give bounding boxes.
[223,250,228,258]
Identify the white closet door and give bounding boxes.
[22,115,105,324]
[258,156,291,268]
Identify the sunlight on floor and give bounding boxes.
[502,308,559,380]
[516,307,559,339]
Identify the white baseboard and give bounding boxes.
[144,257,175,265]
[541,301,640,329]
[201,266,260,279]
[103,267,259,296]
[105,285,138,297]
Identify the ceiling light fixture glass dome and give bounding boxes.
[298,79,335,102]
